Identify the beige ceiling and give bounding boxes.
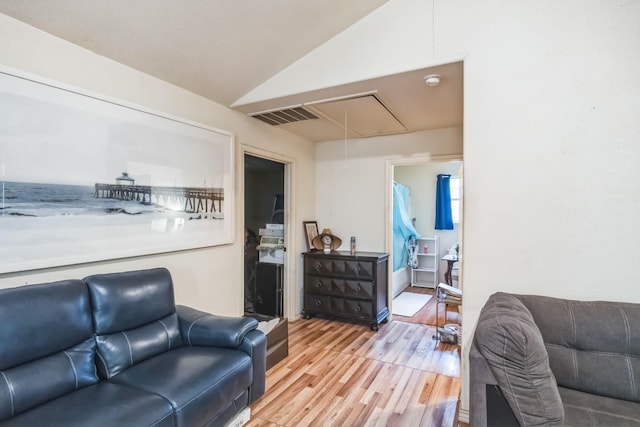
[0,0,463,142]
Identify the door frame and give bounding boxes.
[384,154,463,319]
[241,144,297,320]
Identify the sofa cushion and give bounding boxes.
[85,268,177,334]
[85,268,183,378]
[94,313,182,378]
[0,280,93,370]
[0,339,97,422]
[0,280,98,422]
[475,292,564,426]
[110,346,253,427]
[559,386,640,427]
[0,382,174,427]
[518,295,640,403]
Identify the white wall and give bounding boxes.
[315,127,463,252]
[395,161,462,282]
[0,14,316,318]
[462,0,640,309]
[460,0,640,414]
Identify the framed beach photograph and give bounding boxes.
[0,69,234,274]
[303,221,318,251]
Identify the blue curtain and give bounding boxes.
[393,182,420,271]
[435,174,453,230]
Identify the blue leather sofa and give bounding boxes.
[0,267,266,426]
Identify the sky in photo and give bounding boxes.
[0,72,229,188]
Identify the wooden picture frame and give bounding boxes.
[0,68,234,273]
[303,221,319,251]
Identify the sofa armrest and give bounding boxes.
[239,329,267,403]
[176,305,267,404]
[176,305,259,348]
[470,341,499,427]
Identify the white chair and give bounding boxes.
[433,282,462,342]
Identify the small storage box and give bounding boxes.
[246,314,288,370]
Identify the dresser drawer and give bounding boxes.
[305,257,374,279]
[331,297,374,319]
[304,275,332,294]
[304,294,331,313]
[305,275,374,300]
[333,279,374,300]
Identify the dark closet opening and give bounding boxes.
[244,154,285,317]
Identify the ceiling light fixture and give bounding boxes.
[424,74,441,87]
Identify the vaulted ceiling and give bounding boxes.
[0,1,462,142]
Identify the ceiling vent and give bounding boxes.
[249,106,318,126]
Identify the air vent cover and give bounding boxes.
[250,106,318,126]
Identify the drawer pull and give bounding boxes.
[355,286,361,292]
[316,281,322,289]
[316,262,322,270]
[356,265,361,272]
[355,305,361,312]
[315,300,322,306]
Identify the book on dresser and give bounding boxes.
[302,251,389,331]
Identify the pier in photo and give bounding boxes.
[94,183,224,213]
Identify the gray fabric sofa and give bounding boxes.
[0,267,266,427]
[470,292,640,426]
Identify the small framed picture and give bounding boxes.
[303,221,319,251]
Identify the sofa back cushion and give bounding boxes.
[84,268,183,378]
[475,292,564,426]
[0,280,98,421]
[518,294,640,403]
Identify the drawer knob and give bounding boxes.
[356,265,361,272]
[316,262,322,269]
[315,300,322,306]
[316,281,322,289]
[355,286,361,292]
[355,305,361,312]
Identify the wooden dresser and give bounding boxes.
[302,251,389,331]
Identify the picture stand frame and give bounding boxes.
[303,221,319,251]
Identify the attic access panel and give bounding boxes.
[307,94,407,137]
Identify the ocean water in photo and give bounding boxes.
[0,181,224,219]
[0,180,230,273]
[0,181,164,218]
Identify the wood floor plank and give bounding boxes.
[294,360,354,426]
[337,357,382,398]
[392,288,461,326]
[248,316,461,427]
[245,417,283,427]
[371,366,414,426]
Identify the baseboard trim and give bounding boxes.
[458,407,469,424]
[224,407,251,427]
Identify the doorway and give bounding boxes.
[244,154,285,318]
[387,156,463,328]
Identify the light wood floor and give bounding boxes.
[247,297,461,427]
[391,287,460,327]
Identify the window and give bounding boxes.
[450,177,460,224]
